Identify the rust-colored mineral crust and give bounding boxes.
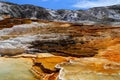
[31,56,74,79]
[56,58,120,80]
[97,44,120,62]
[0,18,120,80]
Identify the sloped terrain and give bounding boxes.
[0,18,120,80]
[0,58,36,80]
[57,58,120,80]
[1,1,120,24]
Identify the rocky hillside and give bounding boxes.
[0,1,120,24]
[0,2,52,20]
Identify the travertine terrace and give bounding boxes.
[0,18,120,80]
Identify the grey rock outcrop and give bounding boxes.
[0,1,120,23]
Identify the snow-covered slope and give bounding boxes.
[0,1,120,23]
